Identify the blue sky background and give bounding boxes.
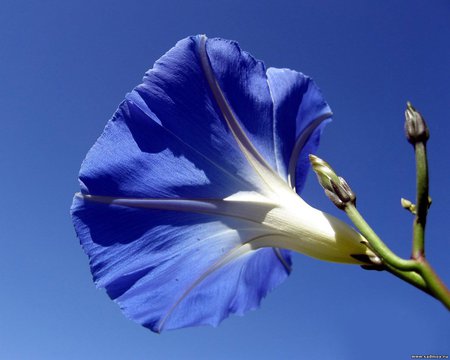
[1,1,449,359]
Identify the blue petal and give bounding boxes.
[72,35,331,331]
[266,68,332,192]
[72,196,291,332]
[205,38,332,190]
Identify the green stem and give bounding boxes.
[415,258,450,309]
[345,205,418,271]
[309,146,449,308]
[382,264,429,295]
[345,204,450,309]
[412,142,429,258]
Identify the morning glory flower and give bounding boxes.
[71,35,373,332]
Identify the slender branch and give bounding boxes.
[341,200,449,306]
[382,264,429,295]
[415,258,450,309]
[405,102,430,258]
[345,204,450,308]
[344,205,418,271]
[412,142,429,258]
[403,103,450,307]
[310,152,450,309]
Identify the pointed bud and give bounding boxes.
[309,155,356,210]
[401,198,416,214]
[405,102,429,144]
[308,155,338,190]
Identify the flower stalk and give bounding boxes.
[309,103,450,310]
[405,102,430,259]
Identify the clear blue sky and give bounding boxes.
[1,1,449,359]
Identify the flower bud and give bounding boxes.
[401,198,416,214]
[309,155,356,210]
[405,102,429,144]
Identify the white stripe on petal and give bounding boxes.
[198,35,289,194]
[78,192,277,225]
[79,192,373,264]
